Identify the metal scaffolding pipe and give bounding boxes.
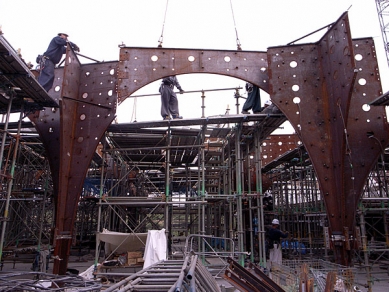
[165,126,172,257]
[359,210,373,292]
[200,125,206,261]
[186,255,198,280]
[104,261,175,292]
[247,143,254,263]
[103,144,204,152]
[99,201,208,206]
[234,124,244,265]
[94,143,108,274]
[171,255,189,292]
[0,93,13,172]
[34,161,50,272]
[129,86,243,98]
[195,261,220,292]
[190,276,196,292]
[254,129,266,268]
[0,105,23,263]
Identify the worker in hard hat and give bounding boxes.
[262,99,282,114]
[159,75,185,120]
[37,33,80,91]
[267,218,288,269]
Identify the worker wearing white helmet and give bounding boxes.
[262,99,282,114]
[267,218,288,270]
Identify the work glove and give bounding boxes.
[179,89,184,94]
[69,42,80,52]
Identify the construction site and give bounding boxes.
[1,2,389,292]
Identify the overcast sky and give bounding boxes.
[1,0,387,129]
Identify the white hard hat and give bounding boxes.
[272,219,279,225]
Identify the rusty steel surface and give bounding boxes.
[30,47,117,274]
[343,38,389,229]
[268,12,389,265]
[117,47,269,102]
[261,134,301,166]
[223,257,285,292]
[28,68,64,199]
[27,10,389,273]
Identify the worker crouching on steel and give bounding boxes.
[37,33,80,91]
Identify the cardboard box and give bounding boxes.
[127,251,143,259]
[127,258,137,265]
[137,257,144,263]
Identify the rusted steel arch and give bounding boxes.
[27,11,389,274]
[117,47,269,102]
[268,12,389,265]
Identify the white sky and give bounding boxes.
[1,0,388,131]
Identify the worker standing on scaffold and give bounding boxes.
[159,75,185,120]
[241,82,261,114]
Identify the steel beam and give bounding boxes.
[117,47,269,102]
[29,47,117,274]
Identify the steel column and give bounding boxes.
[267,12,389,265]
[29,48,117,274]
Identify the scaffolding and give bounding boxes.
[1,12,389,290]
[0,107,389,289]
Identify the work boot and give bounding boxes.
[241,110,250,114]
[163,115,171,120]
[172,115,183,119]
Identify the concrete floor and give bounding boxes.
[353,264,389,292]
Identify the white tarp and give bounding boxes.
[143,229,167,269]
[97,228,147,255]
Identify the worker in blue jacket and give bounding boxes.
[38,33,79,91]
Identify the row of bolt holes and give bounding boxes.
[127,55,268,77]
[135,53,367,91]
[58,56,371,117]
[148,55,255,63]
[286,52,370,116]
[262,143,302,160]
[47,67,115,138]
[53,85,114,98]
[47,110,112,136]
[52,69,115,96]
